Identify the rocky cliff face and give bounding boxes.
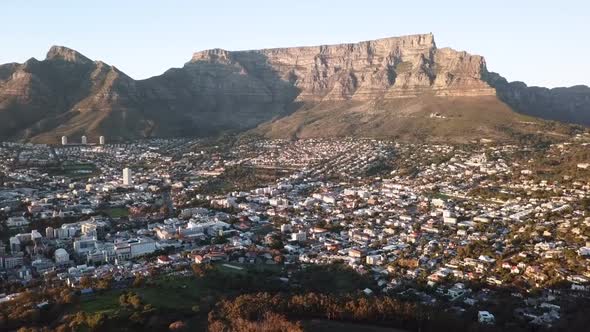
[0,34,587,143]
[187,33,495,102]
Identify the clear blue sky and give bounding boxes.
[1,0,587,87]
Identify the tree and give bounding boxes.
[119,293,128,307]
[79,276,92,289]
[59,290,77,304]
[128,294,143,309]
[192,263,212,277]
[269,237,284,250]
[86,313,106,331]
[211,235,227,245]
[96,276,112,291]
[169,320,187,331]
[132,276,144,288]
[129,312,145,325]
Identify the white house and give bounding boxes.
[6,216,29,228]
[54,248,70,264]
[291,231,306,242]
[478,311,495,324]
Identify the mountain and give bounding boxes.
[485,72,590,126]
[0,34,588,143]
[0,46,145,142]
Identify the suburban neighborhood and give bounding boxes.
[0,133,589,330]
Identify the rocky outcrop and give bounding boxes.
[187,34,495,102]
[45,46,92,64]
[0,34,588,143]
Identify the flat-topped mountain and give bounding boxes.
[0,34,588,143]
[188,34,495,101]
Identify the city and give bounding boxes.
[1,133,589,330]
[1,2,590,330]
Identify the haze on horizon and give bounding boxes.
[1,0,587,88]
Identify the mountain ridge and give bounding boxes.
[0,34,588,143]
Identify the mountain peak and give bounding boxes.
[190,48,233,64]
[367,32,435,46]
[46,46,91,64]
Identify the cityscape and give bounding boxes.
[1,2,589,331]
[0,132,589,330]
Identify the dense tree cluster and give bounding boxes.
[207,292,496,332]
[0,287,77,331]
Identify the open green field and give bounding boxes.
[79,290,124,315]
[79,263,284,315]
[200,165,290,194]
[79,275,206,314]
[46,163,99,179]
[100,207,129,218]
[137,275,205,311]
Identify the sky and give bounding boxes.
[1,0,588,87]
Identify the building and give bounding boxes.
[54,226,77,239]
[81,135,87,145]
[54,248,70,264]
[6,216,29,228]
[73,237,98,255]
[366,254,384,265]
[291,231,306,242]
[9,237,21,253]
[45,227,54,239]
[61,136,68,145]
[2,253,24,269]
[81,221,106,238]
[478,311,495,324]
[99,136,105,145]
[123,168,132,186]
[349,248,366,258]
[113,237,157,261]
[31,230,42,242]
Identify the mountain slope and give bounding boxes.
[0,46,147,142]
[485,72,590,126]
[0,34,588,143]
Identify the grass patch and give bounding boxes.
[78,264,285,317]
[79,276,204,314]
[45,163,99,179]
[100,207,129,218]
[200,165,289,194]
[293,264,375,294]
[137,276,205,311]
[79,290,124,315]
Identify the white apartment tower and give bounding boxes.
[123,168,132,186]
[81,135,87,145]
[61,136,68,145]
[99,136,105,145]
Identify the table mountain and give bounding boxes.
[0,34,587,143]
